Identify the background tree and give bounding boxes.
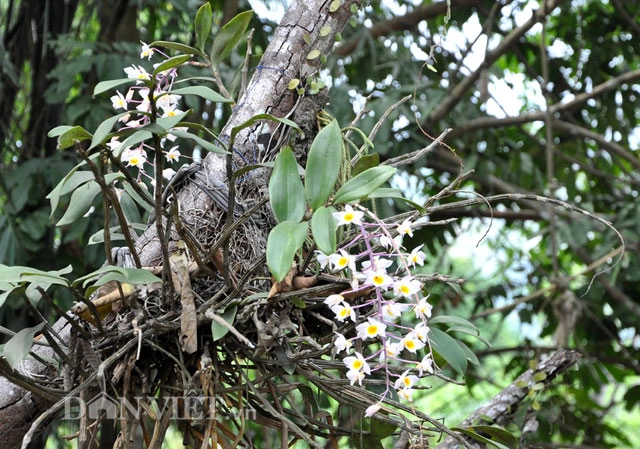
[1,0,639,448]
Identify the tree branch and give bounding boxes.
[334,0,486,57]
[447,68,640,141]
[425,0,568,126]
[436,349,580,449]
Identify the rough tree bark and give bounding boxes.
[0,0,358,447]
[436,349,580,449]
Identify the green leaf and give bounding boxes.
[117,130,153,156]
[153,54,192,77]
[360,437,383,449]
[90,112,132,150]
[431,314,491,347]
[320,25,332,37]
[195,2,213,51]
[332,166,397,205]
[56,126,92,150]
[298,384,318,415]
[47,165,80,217]
[211,305,238,341]
[73,265,161,289]
[369,419,397,439]
[93,78,134,97]
[47,169,94,217]
[452,426,518,449]
[289,297,306,308]
[533,372,547,382]
[311,206,337,255]
[19,265,73,288]
[3,323,45,370]
[0,289,13,309]
[88,223,146,245]
[169,86,231,103]
[122,180,153,210]
[267,221,308,281]
[149,41,206,58]
[352,153,379,176]
[305,120,342,210]
[367,187,425,213]
[456,339,480,366]
[118,188,142,225]
[306,49,321,60]
[229,113,302,150]
[0,264,72,288]
[56,181,102,226]
[429,327,468,376]
[209,10,253,66]
[269,147,305,223]
[48,125,73,138]
[169,129,227,154]
[154,110,190,131]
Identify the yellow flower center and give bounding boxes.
[352,359,363,370]
[400,285,410,295]
[373,275,384,285]
[405,340,416,350]
[367,325,378,336]
[344,212,354,222]
[337,257,348,267]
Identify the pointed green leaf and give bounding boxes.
[195,2,213,51]
[169,86,231,103]
[0,264,71,286]
[90,111,132,149]
[3,323,45,369]
[267,221,308,281]
[57,126,93,150]
[118,188,142,225]
[169,129,227,154]
[47,165,85,217]
[154,110,190,131]
[122,180,153,210]
[74,266,161,289]
[452,426,515,449]
[269,147,305,223]
[429,327,468,376]
[431,314,490,347]
[149,41,206,58]
[305,120,342,210]
[211,305,238,341]
[56,181,101,226]
[352,153,379,176]
[209,10,253,66]
[48,125,73,138]
[332,166,396,205]
[311,206,337,255]
[116,130,153,156]
[153,54,192,77]
[18,265,72,288]
[229,113,301,149]
[456,339,480,365]
[367,187,425,213]
[52,170,94,198]
[93,78,134,97]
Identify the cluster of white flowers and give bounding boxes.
[320,204,435,416]
[106,42,186,182]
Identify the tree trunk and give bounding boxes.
[0,1,358,447]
